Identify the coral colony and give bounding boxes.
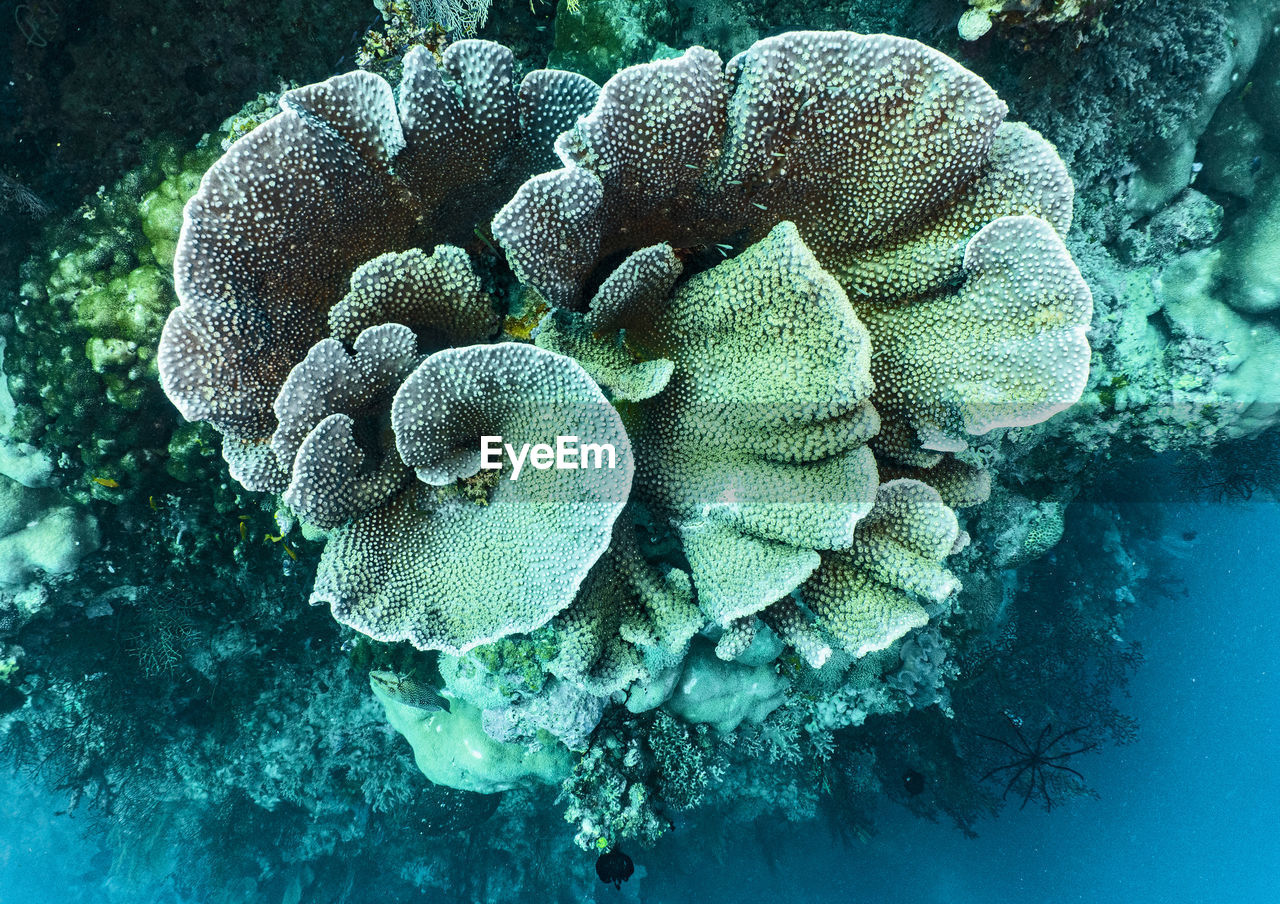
[13,3,1270,895]
[157,32,1088,843]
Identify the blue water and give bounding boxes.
[640,502,1280,903]
[3,501,1277,902]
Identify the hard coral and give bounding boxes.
[158,40,608,654]
[618,222,881,623]
[6,142,219,501]
[494,30,1091,466]
[313,343,632,653]
[156,32,1091,733]
[804,481,963,658]
[159,40,597,444]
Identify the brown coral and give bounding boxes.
[160,41,597,446]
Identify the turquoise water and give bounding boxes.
[4,501,1275,902]
[3,2,1279,900]
[743,503,1279,904]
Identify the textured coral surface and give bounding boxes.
[4,3,1264,899]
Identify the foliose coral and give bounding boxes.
[314,342,632,653]
[155,29,1093,848]
[159,40,597,443]
[803,480,963,659]
[494,31,1090,466]
[615,222,881,624]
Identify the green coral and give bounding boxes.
[360,1,440,82]
[857,215,1092,466]
[0,647,21,687]
[549,0,676,85]
[312,344,633,654]
[1097,374,1130,410]
[803,480,962,658]
[4,140,219,502]
[373,681,571,794]
[469,630,560,696]
[219,88,296,151]
[623,222,881,624]
[534,308,674,403]
[164,423,223,485]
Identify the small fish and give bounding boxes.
[92,477,118,488]
[283,544,297,561]
[472,226,500,256]
[370,670,451,713]
[902,768,925,796]
[238,521,247,541]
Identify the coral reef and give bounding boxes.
[158,32,1091,661]
[315,342,632,652]
[665,638,789,732]
[4,1,1252,897]
[137,29,1097,860]
[4,142,221,503]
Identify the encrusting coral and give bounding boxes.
[154,29,1093,841]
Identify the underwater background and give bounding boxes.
[1,1,1278,902]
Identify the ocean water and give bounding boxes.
[639,501,1280,904]
[3,2,1279,902]
[2,499,1276,902]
